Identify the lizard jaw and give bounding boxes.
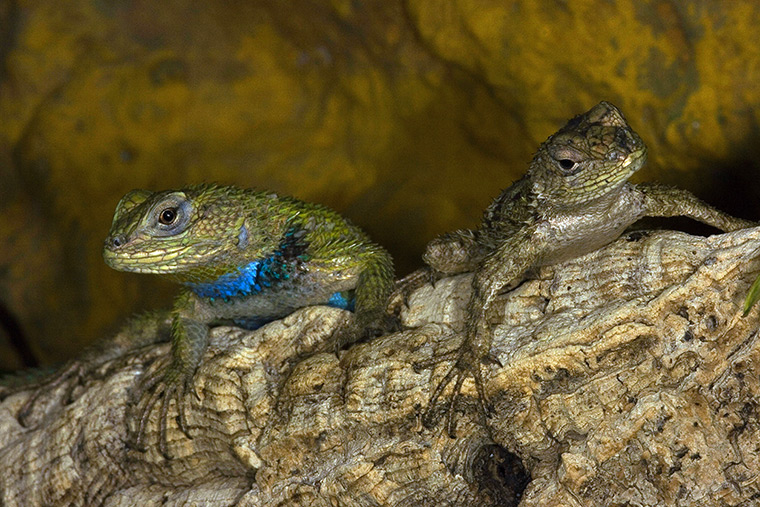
[103,243,227,274]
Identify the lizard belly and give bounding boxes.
[539,220,628,265]
[203,268,359,321]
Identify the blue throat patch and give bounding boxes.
[188,226,311,300]
[186,256,291,300]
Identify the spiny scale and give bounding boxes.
[103,183,394,458]
[413,101,755,437]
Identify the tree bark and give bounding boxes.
[2,228,760,506]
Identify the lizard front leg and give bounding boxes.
[388,229,483,317]
[307,240,394,349]
[351,245,395,339]
[637,183,756,232]
[423,228,489,275]
[636,183,760,314]
[131,290,210,458]
[421,226,544,436]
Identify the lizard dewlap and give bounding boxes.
[104,183,393,457]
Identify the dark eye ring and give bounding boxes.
[159,207,178,225]
[558,159,576,170]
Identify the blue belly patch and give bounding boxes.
[326,291,355,311]
[188,258,354,310]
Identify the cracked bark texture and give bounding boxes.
[2,227,760,506]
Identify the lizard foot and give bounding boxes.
[130,360,195,459]
[386,268,439,319]
[415,346,498,438]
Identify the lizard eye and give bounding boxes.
[558,159,577,171]
[149,193,192,236]
[159,207,178,225]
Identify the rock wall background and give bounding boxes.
[2,0,760,369]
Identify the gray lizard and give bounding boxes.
[412,101,755,435]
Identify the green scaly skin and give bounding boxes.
[103,184,394,457]
[744,275,760,315]
[410,101,756,436]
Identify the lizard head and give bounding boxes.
[103,185,252,280]
[529,101,647,204]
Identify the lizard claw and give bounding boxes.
[416,346,493,438]
[130,361,194,459]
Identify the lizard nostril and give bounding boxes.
[109,235,127,248]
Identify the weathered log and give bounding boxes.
[2,227,760,506]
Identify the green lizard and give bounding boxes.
[103,184,394,457]
[409,101,756,436]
